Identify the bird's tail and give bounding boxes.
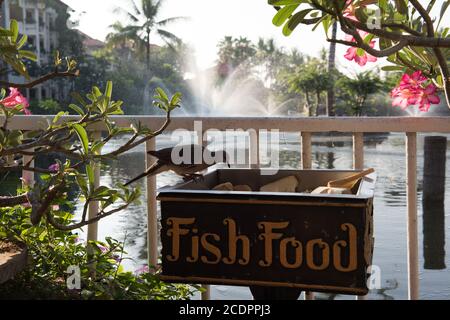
[124,162,163,186]
[147,150,159,157]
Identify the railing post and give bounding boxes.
[353,132,364,170]
[249,129,259,168]
[301,132,312,170]
[352,132,368,300]
[301,132,314,300]
[406,132,419,300]
[146,139,158,268]
[195,128,211,300]
[87,132,101,242]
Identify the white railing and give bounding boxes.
[7,115,450,300]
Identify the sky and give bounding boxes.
[60,0,356,70]
[61,0,449,72]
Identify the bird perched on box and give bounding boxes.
[124,144,229,186]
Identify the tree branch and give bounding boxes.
[0,70,79,89]
[410,0,450,107]
[0,195,28,208]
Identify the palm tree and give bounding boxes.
[110,0,186,70]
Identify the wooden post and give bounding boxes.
[353,132,367,300]
[422,136,446,270]
[353,133,364,170]
[87,132,101,242]
[406,132,419,300]
[301,132,314,300]
[249,129,259,168]
[301,132,312,170]
[146,139,158,268]
[195,129,211,300]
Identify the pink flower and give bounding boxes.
[417,84,440,112]
[391,87,420,109]
[398,70,427,90]
[52,205,60,211]
[135,265,150,275]
[344,32,377,66]
[391,71,441,112]
[97,244,108,253]
[0,87,31,114]
[48,163,60,172]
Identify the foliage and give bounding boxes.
[97,43,191,114]
[268,0,450,111]
[0,200,199,300]
[336,71,384,116]
[107,0,186,69]
[0,20,37,78]
[29,99,61,115]
[0,15,196,300]
[283,56,333,116]
[217,36,257,81]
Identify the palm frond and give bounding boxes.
[129,0,142,16]
[156,16,190,27]
[157,29,181,45]
[113,6,140,23]
[142,0,162,20]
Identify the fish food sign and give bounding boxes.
[159,194,374,295]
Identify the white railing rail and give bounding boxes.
[6,115,450,300]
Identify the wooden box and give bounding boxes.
[158,169,375,295]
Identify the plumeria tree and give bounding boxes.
[268,0,450,112]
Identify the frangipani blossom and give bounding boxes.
[0,87,31,115]
[343,32,377,66]
[391,87,420,109]
[391,71,440,112]
[417,84,440,112]
[398,70,427,90]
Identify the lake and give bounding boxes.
[75,131,450,300]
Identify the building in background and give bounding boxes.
[0,0,69,101]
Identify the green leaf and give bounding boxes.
[437,1,450,28]
[86,163,95,191]
[395,0,408,15]
[18,50,37,61]
[52,111,67,124]
[71,92,88,107]
[17,35,27,49]
[92,186,111,198]
[155,87,169,103]
[72,124,89,155]
[76,174,88,195]
[283,9,312,36]
[381,65,405,72]
[170,92,182,108]
[10,20,18,43]
[69,104,85,116]
[427,0,437,13]
[272,4,300,27]
[105,81,113,99]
